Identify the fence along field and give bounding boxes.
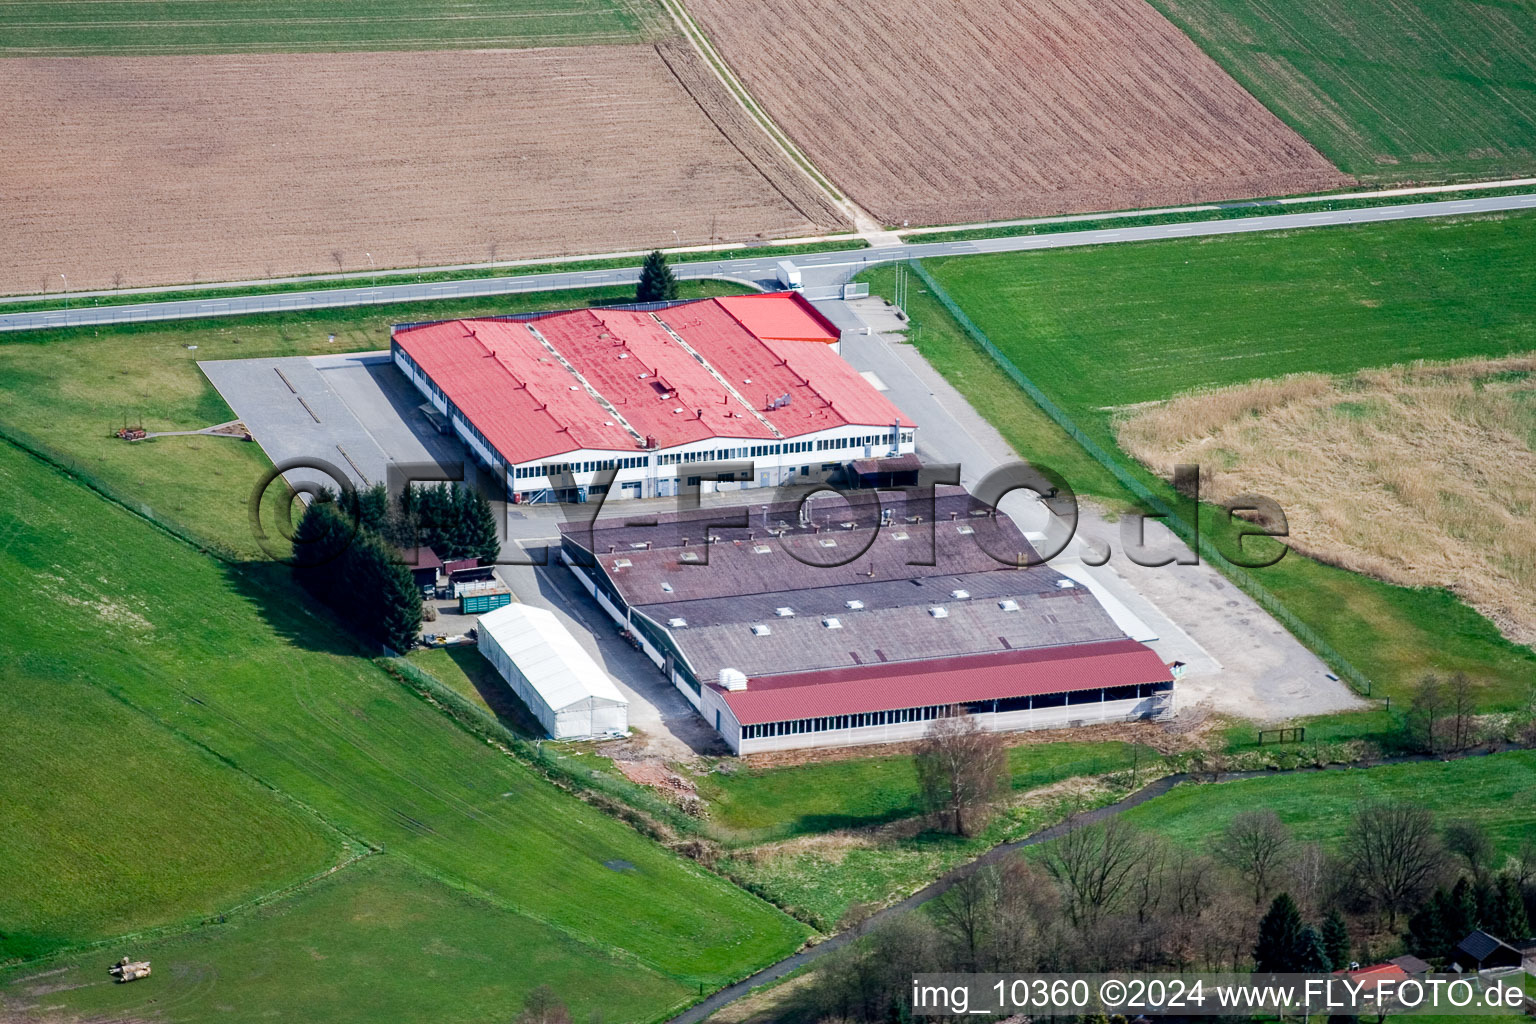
[680,0,1350,228]
[1147,0,1536,182]
[0,0,656,55]
[0,47,845,295]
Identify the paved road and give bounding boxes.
[5,192,1534,332]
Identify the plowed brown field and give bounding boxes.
[0,47,846,294]
[683,0,1353,227]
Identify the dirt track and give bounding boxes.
[683,0,1353,227]
[0,47,846,294]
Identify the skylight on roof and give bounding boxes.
[612,558,632,568]
[822,617,843,629]
[957,525,975,535]
[660,582,674,592]
[667,617,687,628]
[998,599,1020,612]
[680,551,701,562]
[751,624,772,636]
[951,589,971,600]
[845,599,865,610]
[818,538,838,548]
[928,606,949,619]
[753,544,772,554]
[890,531,909,541]
[775,606,795,617]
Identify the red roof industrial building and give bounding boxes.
[391,293,915,502]
[559,488,1176,754]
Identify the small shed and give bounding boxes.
[407,547,443,592]
[1454,930,1523,972]
[477,604,628,739]
[849,453,921,489]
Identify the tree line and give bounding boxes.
[292,482,500,653]
[779,798,1535,1024]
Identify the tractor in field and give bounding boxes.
[108,956,151,982]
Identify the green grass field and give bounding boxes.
[0,281,746,560]
[0,0,655,56]
[698,742,1151,843]
[880,212,1536,708]
[1147,0,1536,181]
[0,440,806,1014]
[1122,750,1536,855]
[0,857,685,1024]
[0,672,342,961]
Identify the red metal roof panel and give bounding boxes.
[717,638,1172,724]
[715,292,841,344]
[393,319,636,462]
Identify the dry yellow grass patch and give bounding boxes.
[1118,355,1536,646]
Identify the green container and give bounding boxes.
[460,590,511,615]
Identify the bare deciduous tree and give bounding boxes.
[1408,673,1449,754]
[914,710,1009,836]
[1444,819,1494,882]
[515,986,571,1024]
[1447,671,1478,751]
[1343,801,1445,929]
[1041,817,1145,927]
[930,866,997,970]
[1213,808,1293,906]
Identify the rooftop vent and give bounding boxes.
[719,668,748,691]
[667,617,688,628]
[822,617,843,629]
[998,599,1021,612]
[951,589,971,600]
[750,624,772,637]
[928,606,950,619]
[845,599,865,610]
[775,606,795,617]
[629,542,648,549]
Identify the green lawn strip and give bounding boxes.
[1145,0,1536,182]
[0,441,808,994]
[0,670,343,962]
[0,0,650,56]
[0,857,689,1024]
[892,212,1536,709]
[908,184,1536,243]
[722,778,1131,931]
[0,281,748,561]
[0,240,866,311]
[697,741,1149,843]
[1119,750,1536,856]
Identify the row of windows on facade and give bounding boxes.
[737,682,1172,739]
[508,430,915,480]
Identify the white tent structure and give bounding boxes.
[477,603,628,739]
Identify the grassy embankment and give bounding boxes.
[0,428,806,1020]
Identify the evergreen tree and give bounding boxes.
[1493,874,1530,939]
[1448,877,1478,937]
[344,530,422,654]
[1322,908,1352,970]
[635,249,678,302]
[356,482,391,536]
[292,496,353,599]
[1296,925,1333,973]
[1254,893,1305,974]
[462,485,502,562]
